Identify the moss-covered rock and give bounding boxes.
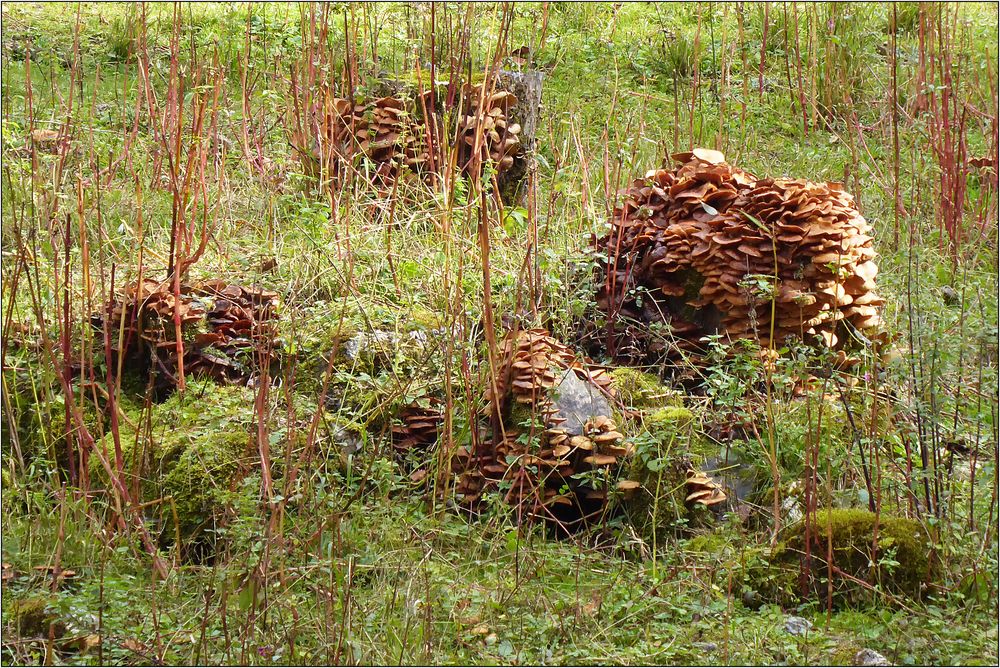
[90,381,255,543]
[287,298,449,433]
[290,298,446,373]
[763,508,934,607]
[6,595,62,638]
[829,642,866,666]
[2,367,100,470]
[622,401,747,541]
[683,529,736,555]
[3,356,154,477]
[159,425,250,529]
[285,299,366,381]
[643,405,694,433]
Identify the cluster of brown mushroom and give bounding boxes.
[292,85,522,184]
[684,465,728,508]
[594,148,884,366]
[296,95,428,182]
[453,328,636,526]
[453,83,522,178]
[390,400,444,459]
[93,278,280,394]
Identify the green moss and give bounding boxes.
[506,398,550,433]
[3,368,95,468]
[764,509,934,606]
[609,368,682,409]
[404,304,446,334]
[645,405,725,467]
[620,397,748,541]
[7,595,60,638]
[643,406,694,433]
[316,414,367,470]
[287,297,447,422]
[2,369,55,463]
[684,530,733,555]
[90,381,254,540]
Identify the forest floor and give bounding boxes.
[1,3,998,665]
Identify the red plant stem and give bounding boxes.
[104,265,125,478]
[690,5,702,147]
[891,3,901,249]
[62,215,77,485]
[782,3,795,119]
[22,228,168,577]
[791,2,807,135]
[256,353,273,504]
[758,2,769,102]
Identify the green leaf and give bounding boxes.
[505,530,519,554]
[502,206,530,235]
[237,581,256,611]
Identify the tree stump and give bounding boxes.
[495,69,543,205]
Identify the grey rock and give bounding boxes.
[333,423,364,457]
[406,329,429,346]
[782,495,804,524]
[703,447,757,502]
[344,329,397,364]
[941,285,961,306]
[549,369,611,436]
[783,615,813,636]
[740,588,761,609]
[855,648,892,666]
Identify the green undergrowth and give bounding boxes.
[2,2,997,666]
[1,493,996,666]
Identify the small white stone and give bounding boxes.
[855,648,892,666]
[784,615,813,636]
